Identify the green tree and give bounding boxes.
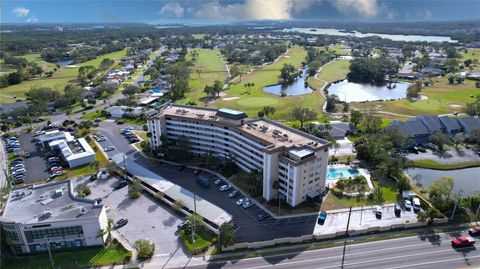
[128,179,142,199]
[350,110,363,127]
[362,113,382,134]
[261,106,276,118]
[429,131,451,151]
[135,239,155,260]
[430,177,455,201]
[218,223,235,251]
[280,63,297,83]
[123,85,140,96]
[97,218,115,246]
[292,107,317,129]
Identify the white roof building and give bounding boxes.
[49,138,95,168]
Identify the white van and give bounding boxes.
[412,197,421,212]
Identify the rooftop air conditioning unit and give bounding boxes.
[80,207,87,214]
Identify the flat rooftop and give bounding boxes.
[1,180,102,225]
[150,104,329,151]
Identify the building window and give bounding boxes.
[25,226,84,240]
[4,229,19,241]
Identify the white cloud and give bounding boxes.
[194,0,315,20]
[159,2,185,18]
[12,7,30,17]
[26,16,38,23]
[331,0,379,18]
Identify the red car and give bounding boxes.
[193,169,202,175]
[451,236,476,248]
[469,227,480,236]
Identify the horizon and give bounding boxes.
[3,0,480,24]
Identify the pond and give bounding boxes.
[405,167,480,196]
[326,79,411,102]
[263,66,313,96]
[281,28,457,43]
[56,60,74,66]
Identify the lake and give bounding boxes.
[326,79,410,102]
[56,60,74,66]
[263,66,313,96]
[405,167,480,196]
[282,28,457,43]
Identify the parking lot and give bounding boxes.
[314,204,419,235]
[13,131,51,183]
[71,175,188,258]
[95,122,318,243]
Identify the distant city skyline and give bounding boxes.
[2,0,480,24]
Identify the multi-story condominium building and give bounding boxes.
[0,180,108,255]
[147,104,330,207]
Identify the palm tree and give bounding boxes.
[97,218,115,246]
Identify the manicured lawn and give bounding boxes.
[322,178,399,210]
[350,77,479,116]
[212,46,325,119]
[1,49,127,103]
[412,159,480,170]
[180,227,215,254]
[178,48,228,104]
[82,111,107,121]
[134,130,147,141]
[317,59,351,83]
[3,244,130,269]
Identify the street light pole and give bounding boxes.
[45,236,55,269]
[450,190,463,222]
[123,154,127,181]
[341,206,352,269]
[192,193,197,243]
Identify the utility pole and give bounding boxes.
[476,203,480,221]
[359,192,364,225]
[192,193,197,243]
[45,236,55,269]
[450,190,463,222]
[123,154,127,181]
[341,206,352,269]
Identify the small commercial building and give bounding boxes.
[105,106,143,119]
[0,180,108,255]
[49,138,95,168]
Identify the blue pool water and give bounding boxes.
[326,168,360,180]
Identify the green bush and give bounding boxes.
[134,239,154,260]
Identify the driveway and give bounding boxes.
[330,137,355,157]
[406,147,480,164]
[71,176,188,259]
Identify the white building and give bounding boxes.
[147,104,330,207]
[49,138,95,168]
[0,180,108,255]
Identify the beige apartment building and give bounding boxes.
[147,104,330,207]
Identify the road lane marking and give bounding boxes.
[233,247,464,269]
[387,254,480,269]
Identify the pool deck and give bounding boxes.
[326,164,374,191]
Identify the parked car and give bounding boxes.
[11,179,24,185]
[256,211,269,222]
[115,181,128,190]
[177,220,191,230]
[236,197,247,206]
[412,197,421,212]
[375,206,382,219]
[394,204,402,216]
[228,190,239,198]
[242,201,254,209]
[24,152,31,158]
[318,211,327,225]
[177,165,186,171]
[219,184,232,192]
[213,179,223,185]
[469,227,480,236]
[114,218,128,229]
[193,169,202,176]
[451,236,475,248]
[94,198,103,204]
[104,146,115,152]
[94,118,102,122]
[89,174,98,181]
[404,200,412,210]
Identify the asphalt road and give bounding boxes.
[181,230,480,269]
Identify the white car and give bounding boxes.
[219,184,232,192]
[236,197,247,206]
[404,200,412,210]
[104,146,115,152]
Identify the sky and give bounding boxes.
[2,0,480,24]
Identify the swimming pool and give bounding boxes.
[326,167,360,180]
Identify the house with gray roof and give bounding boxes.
[438,116,462,136]
[457,116,480,133]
